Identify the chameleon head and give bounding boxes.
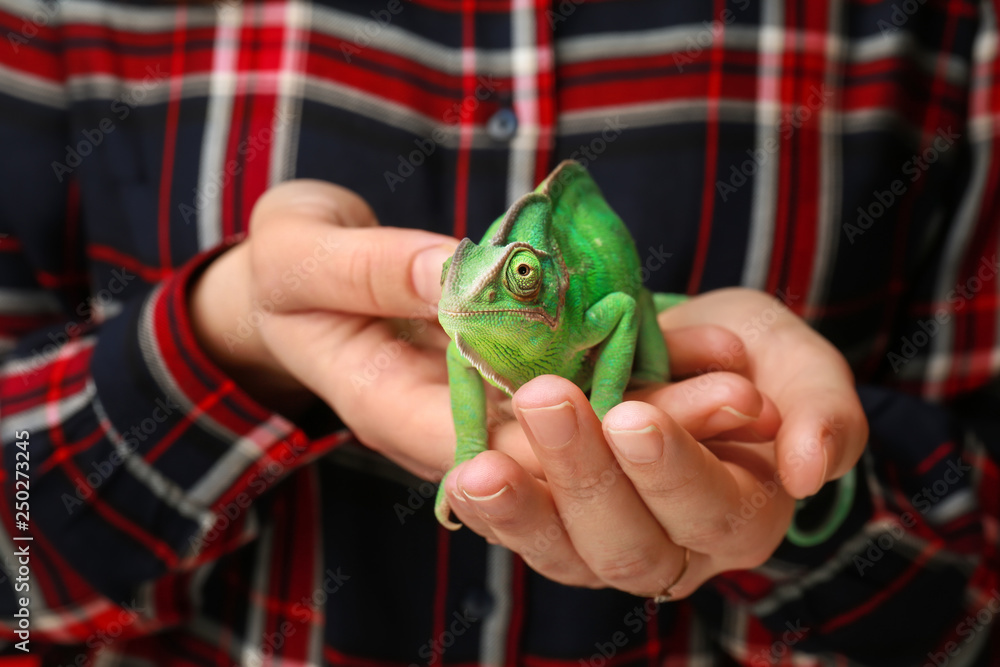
[437,196,568,392]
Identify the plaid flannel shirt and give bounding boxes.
[0,0,998,664]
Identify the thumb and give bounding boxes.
[249,179,458,317]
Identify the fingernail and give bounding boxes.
[462,485,515,517]
[608,425,663,464]
[704,405,757,433]
[520,401,577,449]
[719,405,755,421]
[413,244,458,306]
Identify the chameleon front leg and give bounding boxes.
[583,292,640,419]
[632,288,671,384]
[435,340,489,530]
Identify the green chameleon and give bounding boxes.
[434,160,686,529]
[433,159,856,545]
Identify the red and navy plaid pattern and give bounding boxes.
[0,0,998,664]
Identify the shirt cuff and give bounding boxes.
[89,242,342,562]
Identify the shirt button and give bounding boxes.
[460,587,495,620]
[486,108,518,142]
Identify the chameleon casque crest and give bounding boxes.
[435,160,685,528]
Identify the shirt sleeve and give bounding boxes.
[0,4,342,646]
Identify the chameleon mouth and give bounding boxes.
[438,308,558,328]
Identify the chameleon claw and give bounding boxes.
[434,477,463,531]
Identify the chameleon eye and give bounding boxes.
[504,250,541,300]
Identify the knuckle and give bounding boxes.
[520,550,575,581]
[549,468,620,503]
[704,374,746,406]
[641,466,703,499]
[591,547,659,588]
[669,518,732,552]
[479,507,522,531]
[345,242,384,311]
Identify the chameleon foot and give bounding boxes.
[434,473,463,531]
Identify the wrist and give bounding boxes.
[189,243,315,416]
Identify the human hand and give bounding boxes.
[656,288,868,499]
[442,373,793,599]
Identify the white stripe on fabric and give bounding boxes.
[479,545,513,666]
[741,13,783,289]
[0,61,65,108]
[195,1,241,250]
[242,521,274,667]
[306,468,326,666]
[269,0,309,185]
[506,5,542,204]
[0,288,63,314]
[557,25,967,82]
[805,6,845,313]
[90,383,214,525]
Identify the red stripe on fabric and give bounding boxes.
[407,0,511,10]
[764,3,798,295]
[820,541,943,634]
[0,30,61,82]
[534,0,556,182]
[37,425,104,477]
[451,0,476,241]
[87,244,169,283]
[33,269,88,290]
[644,595,660,666]
[560,73,759,114]
[264,471,319,661]
[429,524,451,667]
[240,80,277,232]
[557,49,759,80]
[504,556,526,667]
[143,379,233,465]
[781,34,826,304]
[307,31,497,94]
[0,237,22,251]
[158,7,186,270]
[915,441,956,475]
[60,23,217,48]
[686,0,725,294]
[45,348,72,458]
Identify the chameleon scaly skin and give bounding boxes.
[435,160,684,529]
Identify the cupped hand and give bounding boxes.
[444,374,793,599]
[189,180,779,484]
